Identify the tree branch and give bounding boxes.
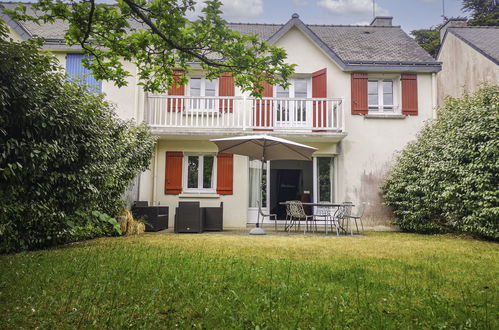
[120,0,236,69]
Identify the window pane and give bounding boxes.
[383,80,393,93]
[368,81,378,95]
[203,156,214,188]
[205,79,216,96]
[383,93,393,106]
[294,79,307,98]
[276,85,289,98]
[369,94,378,105]
[190,78,201,96]
[318,157,333,202]
[383,80,393,108]
[187,156,199,188]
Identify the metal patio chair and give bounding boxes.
[258,201,277,231]
[287,200,314,234]
[314,206,340,236]
[339,202,354,235]
[344,202,366,234]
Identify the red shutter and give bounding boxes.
[165,151,183,194]
[312,68,327,131]
[351,73,368,115]
[254,81,274,131]
[219,73,234,113]
[216,153,233,195]
[167,71,185,112]
[401,74,418,115]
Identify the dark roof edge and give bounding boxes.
[266,15,349,70]
[446,28,499,65]
[0,9,32,39]
[345,64,441,72]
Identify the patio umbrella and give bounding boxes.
[210,135,317,235]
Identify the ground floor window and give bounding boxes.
[184,154,216,192]
[316,157,334,203]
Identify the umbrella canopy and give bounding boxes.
[210,135,317,235]
[210,135,317,161]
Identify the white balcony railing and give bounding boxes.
[145,95,344,133]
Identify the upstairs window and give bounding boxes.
[66,54,102,93]
[275,78,310,124]
[188,77,217,112]
[368,79,396,113]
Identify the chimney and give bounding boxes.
[439,18,467,41]
[370,16,393,27]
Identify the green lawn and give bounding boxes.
[0,232,497,329]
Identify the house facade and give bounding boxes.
[2,4,442,229]
[437,19,499,106]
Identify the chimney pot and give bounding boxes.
[439,18,467,42]
[370,16,393,27]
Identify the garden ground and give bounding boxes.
[0,232,497,329]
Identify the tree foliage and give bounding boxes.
[5,0,295,96]
[382,86,499,240]
[463,0,499,26]
[410,28,441,58]
[0,33,156,253]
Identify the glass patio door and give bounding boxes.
[314,156,335,203]
[247,159,269,223]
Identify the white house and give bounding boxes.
[437,19,499,106]
[2,4,442,230]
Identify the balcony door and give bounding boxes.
[275,78,310,128]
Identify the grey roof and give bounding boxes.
[447,27,499,65]
[1,2,441,71]
[308,25,437,64]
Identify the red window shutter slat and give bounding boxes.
[165,151,183,194]
[254,81,274,131]
[401,74,418,115]
[216,153,233,195]
[218,73,234,113]
[351,73,368,115]
[167,71,185,112]
[312,68,327,130]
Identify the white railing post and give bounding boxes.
[340,98,345,132]
[242,94,247,130]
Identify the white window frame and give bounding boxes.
[183,153,217,193]
[274,77,312,126]
[187,76,219,113]
[368,75,400,113]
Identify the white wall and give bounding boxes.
[275,27,436,228]
[437,32,499,106]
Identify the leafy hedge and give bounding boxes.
[382,86,499,240]
[0,32,155,252]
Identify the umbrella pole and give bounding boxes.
[256,157,265,228]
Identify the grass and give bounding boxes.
[0,232,498,329]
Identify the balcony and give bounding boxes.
[145,95,345,139]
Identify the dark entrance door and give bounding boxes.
[274,169,301,219]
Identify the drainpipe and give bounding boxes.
[431,73,438,119]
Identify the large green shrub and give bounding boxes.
[0,34,155,252]
[382,86,499,240]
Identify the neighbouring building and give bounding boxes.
[2,3,442,230]
[437,19,499,105]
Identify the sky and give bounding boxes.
[213,0,467,33]
[3,0,468,34]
